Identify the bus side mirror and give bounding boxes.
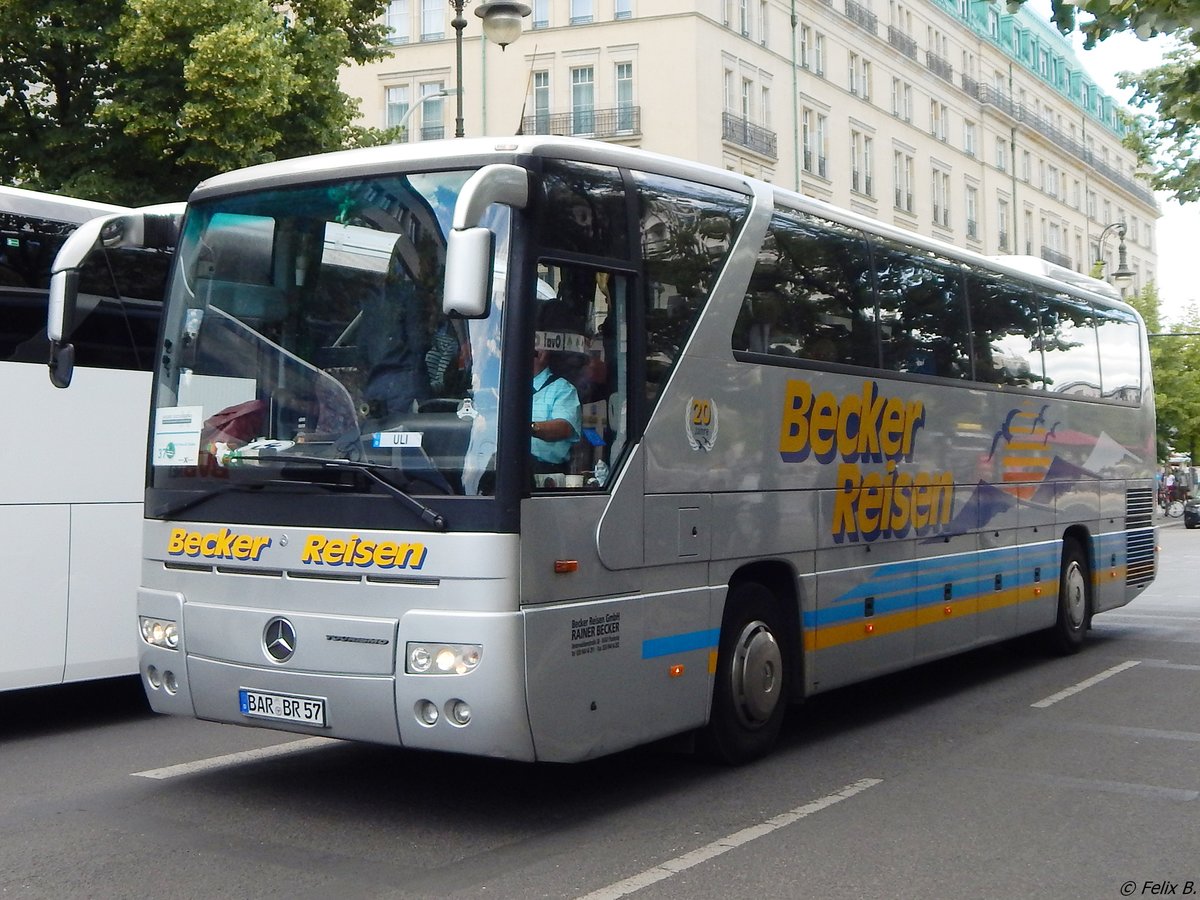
[46,204,182,389]
[443,164,529,318]
[49,337,75,389]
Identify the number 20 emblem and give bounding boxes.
[685,397,718,451]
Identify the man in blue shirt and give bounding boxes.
[531,347,581,476]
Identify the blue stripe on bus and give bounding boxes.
[801,542,1063,629]
[642,628,721,659]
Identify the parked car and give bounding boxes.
[1185,497,1200,529]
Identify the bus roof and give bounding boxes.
[186,136,1139,315]
[0,185,127,225]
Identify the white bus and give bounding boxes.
[48,138,1157,762]
[0,186,175,691]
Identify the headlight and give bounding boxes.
[405,642,482,675]
[140,616,180,650]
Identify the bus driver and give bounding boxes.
[530,344,581,481]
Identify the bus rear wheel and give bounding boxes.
[700,582,788,765]
[1048,539,1091,654]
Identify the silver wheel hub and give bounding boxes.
[1064,560,1087,629]
[730,620,782,728]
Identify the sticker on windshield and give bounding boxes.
[372,431,424,448]
[152,406,203,467]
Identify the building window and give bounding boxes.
[533,71,550,133]
[761,85,771,129]
[849,52,860,95]
[894,150,914,212]
[963,120,976,157]
[741,78,754,123]
[570,0,593,25]
[932,167,950,228]
[965,185,978,239]
[571,66,595,134]
[998,199,1009,251]
[420,81,445,139]
[815,34,825,76]
[995,136,1007,172]
[800,25,811,68]
[1021,150,1031,182]
[616,62,634,130]
[760,0,768,44]
[386,0,410,44]
[861,59,872,102]
[385,84,411,134]
[532,0,549,28]
[723,68,733,112]
[739,0,750,36]
[816,114,828,177]
[420,0,443,40]
[615,0,632,20]
[851,130,873,196]
[802,109,813,173]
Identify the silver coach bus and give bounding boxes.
[48,138,1156,762]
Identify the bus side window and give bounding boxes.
[874,241,971,380]
[966,273,1042,388]
[633,171,749,408]
[734,210,876,368]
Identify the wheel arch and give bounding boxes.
[724,559,804,703]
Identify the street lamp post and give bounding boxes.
[450,1,531,138]
[1095,221,1136,292]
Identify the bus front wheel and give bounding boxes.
[700,582,788,764]
[1049,539,1091,654]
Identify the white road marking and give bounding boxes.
[1031,660,1141,709]
[575,777,883,900]
[132,737,337,779]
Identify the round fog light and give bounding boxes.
[146,665,161,690]
[415,699,439,726]
[448,699,471,726]
[163,670,178,694]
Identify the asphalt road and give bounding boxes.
[2,521,1197,900]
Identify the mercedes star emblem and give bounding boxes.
[263,617,297,663]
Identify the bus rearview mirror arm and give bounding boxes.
[443,164,529,318]
[46,206,183,389]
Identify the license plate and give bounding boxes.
[239,688,327,727]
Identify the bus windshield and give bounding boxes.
[150,170,509,502]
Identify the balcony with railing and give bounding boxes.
[521,105,641,139]
[926,51,954,84]
[722,111,778,158]
[961,73,981,100]
[845,0,878,35]
[976,86,1157,208]
[1041,246,1072,268]
[887,26,917,59]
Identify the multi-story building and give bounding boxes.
[340,0,1158,291]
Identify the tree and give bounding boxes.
[1128,284,1200,462]
[0,0,389,205]
[999,1,1199,202]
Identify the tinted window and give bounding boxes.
[733,210,876,366]
[538,160,628,258]
[1094,305,1141,401]
[633,170,749,405]
[1040,294,1100,396]
[874,242,971,379]
[966,273,1043,388]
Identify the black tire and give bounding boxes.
[1048,539,1091,654]
[700,582,789,765]
[1185,520,1197,530]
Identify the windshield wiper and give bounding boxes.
[230,453,449,532]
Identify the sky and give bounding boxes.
[1035,7,1197,323]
